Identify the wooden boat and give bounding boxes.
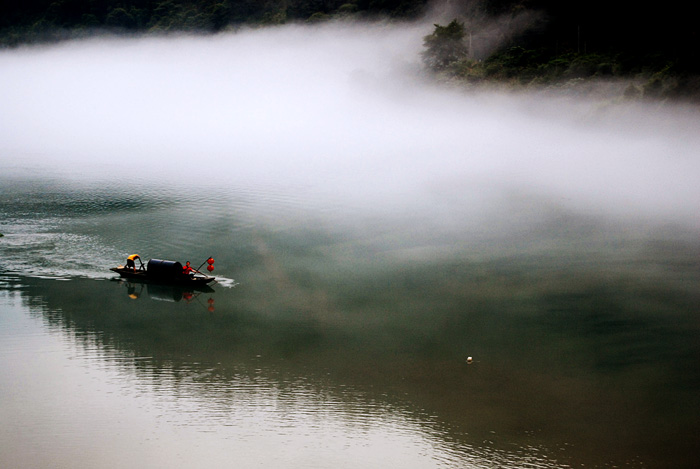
[111,258,215,287]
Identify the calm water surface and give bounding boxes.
[1,174,698,468]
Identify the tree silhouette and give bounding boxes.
[422,20,468,71]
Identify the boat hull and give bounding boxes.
[110,267,215,287]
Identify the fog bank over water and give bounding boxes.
[1,22,699,229]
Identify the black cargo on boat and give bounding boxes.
[147,259,183,279]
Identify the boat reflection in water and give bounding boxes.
[114,278,215,310]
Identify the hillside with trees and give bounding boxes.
[422,13,700,102]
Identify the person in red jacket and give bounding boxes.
[182,261,194,276]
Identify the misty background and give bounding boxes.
[2,22,699,230]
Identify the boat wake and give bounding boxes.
[211,277,238,288]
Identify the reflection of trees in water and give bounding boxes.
[8,241,700,467]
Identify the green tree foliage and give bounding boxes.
[105,8,138,29]
[209,3,230,31]
[421,20,468,72]
[0,0,420,45]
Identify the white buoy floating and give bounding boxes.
[466,356,473,364]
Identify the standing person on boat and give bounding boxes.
[125,254,141,271]
[182,261,194,277]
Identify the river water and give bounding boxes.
[1,25,700,468]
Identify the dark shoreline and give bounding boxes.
[2,21,698,106]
